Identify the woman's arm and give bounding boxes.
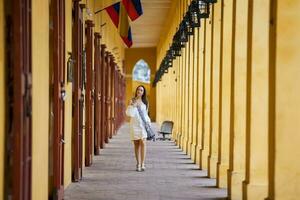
[145,105,151,123]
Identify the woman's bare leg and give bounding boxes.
[140,139,146,167]
[133,140,140,165]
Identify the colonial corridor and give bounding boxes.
[1,0,300,199]
[64,123,227,200]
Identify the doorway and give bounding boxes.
[4,0,32,199]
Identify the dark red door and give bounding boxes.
[94,33,101,155]
[107,55,112,140]
[50,0,65,198]
[100,45,107,148]
[104,52,110,144]
[85,20,94,166]
[5,0,32,199]
[72,0,84,181]
[111,60,116,136]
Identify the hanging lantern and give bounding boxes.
[184,15,194,36]
[179,22,188,46]
[174,30,185,48]
[198,0,210,18]
[168,58,173,68]
[189,0,201,28]
[170,48,176,58]
[171,43,181,57]
[164,57,172,69]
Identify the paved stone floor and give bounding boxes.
[64,123,227,200]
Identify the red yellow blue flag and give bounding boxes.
[104,2,121,28]
[122,0,143,21]
[104,1,134,47]
[119,3,133,47]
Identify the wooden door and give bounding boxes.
[85,20,94,166]
[104,52,110,144]
[50,0,65,198]
[107,55,112,139]
[111,63,116,136]
[72,0,84,182]
[5,0,32,199]
[94,33,101,155]
[100,45,106,148]
[109,56,115,138]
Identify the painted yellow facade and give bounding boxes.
[156,0,300,199]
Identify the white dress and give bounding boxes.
[126,102,151,141]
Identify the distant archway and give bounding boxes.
[132,59,151,84]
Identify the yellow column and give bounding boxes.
[183,45,188,153]
[188,33,194,157]
[210,2,222,179]
[275,0,300,199]
[196,23,205,168]
[246,0,269,199]
[32,0,50,199]
[191,27,199,163]
[230,0,249,199]
[175,57,179,143]
[179,55,183,146]
[180,46,185,151]
[202,11,213,171]
[219,0,234,188]
[0,0,5,197]
[177,57,181,143]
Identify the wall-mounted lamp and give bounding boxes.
[67,52,74,83]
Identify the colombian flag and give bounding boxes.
[105,2,121,27]
[119,3,133,47]
[105,1,133,47]
[122,0,143,21]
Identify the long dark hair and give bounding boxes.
[135,85,148,108]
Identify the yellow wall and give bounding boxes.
[125,48,156,121]
[32,0,50,199]
[0,0,5,198]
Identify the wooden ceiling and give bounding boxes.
[130,0,172,48]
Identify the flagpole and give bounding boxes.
[95,8,105,15]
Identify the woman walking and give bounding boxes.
[126,85,151,172]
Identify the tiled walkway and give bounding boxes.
[64,123,227,200]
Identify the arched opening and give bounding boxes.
[132,59,151,84]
